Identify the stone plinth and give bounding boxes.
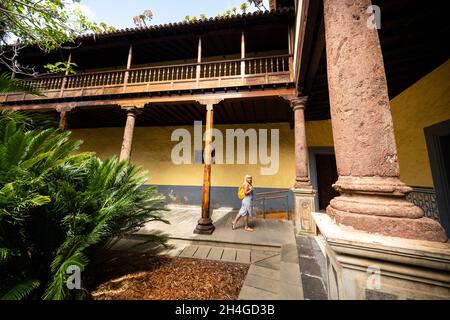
[293,188,317,236]
[312,212,450,300]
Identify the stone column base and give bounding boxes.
[193,218,215,235]
[293,188,317,236]
[312,212,450,300]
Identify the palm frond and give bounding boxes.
[1,279,41,300]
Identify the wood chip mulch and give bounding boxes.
[85,252,249,300]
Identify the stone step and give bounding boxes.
[177,244,252,264]
[276,234,304,299]
[238,285,278,300]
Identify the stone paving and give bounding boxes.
[139,206,293,247]
[174,243,303,300]
[113,206,327,300]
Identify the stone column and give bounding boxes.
[291,97,317,235]
[323,0,446,242]
[119,107,137,161]
[292,97,311,189]
[194,99,221,235]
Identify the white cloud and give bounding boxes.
[69,2,96,20]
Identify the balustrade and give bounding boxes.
[16,55,291,94]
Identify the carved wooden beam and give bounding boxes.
[3,87,297,111]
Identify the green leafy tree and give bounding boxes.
[0,0,115,76]
[43,61,78,75]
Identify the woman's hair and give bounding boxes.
[244,174,252,185]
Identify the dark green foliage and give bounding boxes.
[0,111,166,300]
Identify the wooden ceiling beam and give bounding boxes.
[3,88,297,111]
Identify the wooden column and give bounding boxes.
[196,36,202,84]
[59,52,71,97]
[288,26,294,81]
[119,107,137,161]
[59,111,68,130]
[241,31,246,76]
[323,0,446,242]
[123,44,133,89]
[194,99,222,235]
[57,106,73,130]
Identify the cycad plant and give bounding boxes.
[0,111,166,300]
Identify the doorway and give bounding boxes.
[308,147,339,212]
[425,119,450,236]
[315,154,339,210]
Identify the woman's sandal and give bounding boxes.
[244,227,254,232]
[231,221,236,230]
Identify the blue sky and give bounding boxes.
[79,0,270,29]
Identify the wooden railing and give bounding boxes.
[5,54,292,101]
[245,55,290,75]
[23,55,290,89]
[65,69,126,88]
[128,62,198,83]
[200,59,241,78]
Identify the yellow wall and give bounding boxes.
[391,60,450,188]
[306,120,334,147]
[71,58,450,191]
[302,61,450,189]
[71,120,334,189]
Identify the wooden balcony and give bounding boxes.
[1,55,293,104]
